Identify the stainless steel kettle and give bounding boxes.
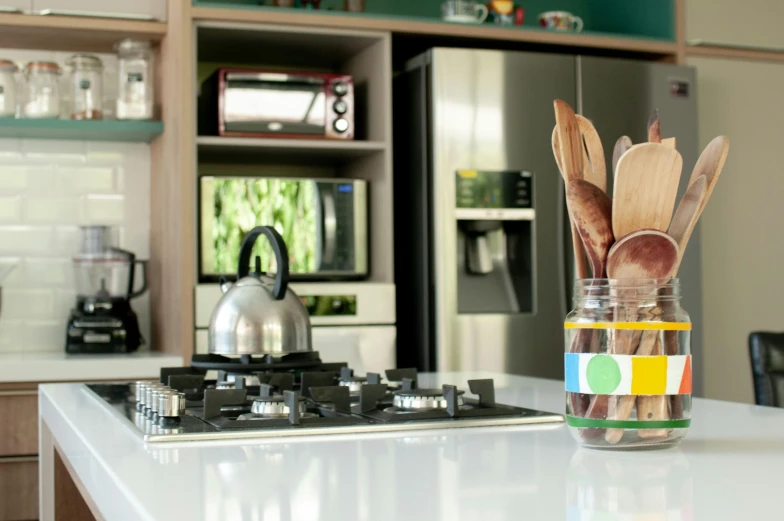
[208,226,312,355]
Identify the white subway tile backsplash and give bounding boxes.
[0,166,28,191]
[0,196,22,223]
[3,288,55,318]
[84,195,124,223]
[23,140,86,162]
[26,197,83,224]
[0,47,152,353]
[57,166,117,194]
[0,226,53,254]
[25,320,65,351]
[25,258,73,287]
[0,257,22,287]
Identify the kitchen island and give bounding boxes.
[39,372,783,520]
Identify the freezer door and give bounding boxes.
[429,48,576,378]
[579,56,703,396]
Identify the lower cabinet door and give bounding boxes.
[0,458,38,521]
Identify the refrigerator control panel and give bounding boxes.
[455,170,534,221]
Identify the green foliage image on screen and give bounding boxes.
[211,178,318,274]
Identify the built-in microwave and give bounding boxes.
[199,68,355,140]
[199,177,368,281]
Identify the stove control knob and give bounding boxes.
[150,389,164,413]
[159,392,186,418]
[136,381,148,404]
[331,81,348,97]
[145,383,163,410]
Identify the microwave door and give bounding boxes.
[315,183,338,272]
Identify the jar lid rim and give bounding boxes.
[115,38,152,51]
[0,59,18,71]
[66,54,103,67]
[25,61,61,72]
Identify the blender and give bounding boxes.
[65,226,148,354]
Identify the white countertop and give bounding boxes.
[40,372,784,521]
[0,351,183,382]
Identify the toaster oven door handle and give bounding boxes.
[321,190,337,266]
[225,72,323,84]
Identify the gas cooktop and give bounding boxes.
[86,355,563,442]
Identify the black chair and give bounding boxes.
[748,332,784,407]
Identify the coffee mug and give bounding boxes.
[538,10,583,32]
[442,0,489,24]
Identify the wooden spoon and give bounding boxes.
[647,109,661,143]
[553,100,584,183]
[566,180,613,278]
[612,136,632,180]
[612,143,683,238]
[603,230,679,445]
[688,136,730,214]
[576,115,607,193]
[552,126,589,279]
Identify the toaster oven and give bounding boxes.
[199,68,355,140]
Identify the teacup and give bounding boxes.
[442,0,489,24]
[538,10,583,32]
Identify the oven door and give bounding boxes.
[199,177,367,280]
[222,72,326,136]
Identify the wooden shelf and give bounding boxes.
[0,13,166,52]
[197,136,386,164]
[191,5,678,58]
[0,119,164,142]
[686,43,784,64]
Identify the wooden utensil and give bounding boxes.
[662,137,676,149]
[554,100,584,183]
[612,143,683,238]
[647,109,661,143]
[688,136,730,214]
[576,115,607,193]
[603,230,680,444]
[612,136,632,180]
[552,126,589,279]
[566,179,614,278]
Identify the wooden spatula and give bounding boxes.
[566,179,613,278]
[662,137,676,149]
[688,136,730,215]
[612,143,683,238]
[612,136,632,180]
[647,109,661,143]
[554,100,584,183]
[576,115,607,193]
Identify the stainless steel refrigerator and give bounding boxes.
[393,48,703,395]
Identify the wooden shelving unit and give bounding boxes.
[686,42,784,64]
[191,5,679,59]
[197,136,386,163]
[0,12,166,52]
[0,119,164,142]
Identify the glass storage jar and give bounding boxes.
[115,39,154,120]
[0,59,18,118]
[66,54,103,120]
[565,279,692,450]
[23,61,61,119]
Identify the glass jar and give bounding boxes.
[0,59,18,118]
[565,279,692,450]
[23,61,61,119]
[66,54,103,120]
[115,39,154,120]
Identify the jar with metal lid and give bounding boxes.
[565,278,692,450]
[115,39,154,120]
[0,60,18,118]
[66,54,103,120]
[23,61,61,119]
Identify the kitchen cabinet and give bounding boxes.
[688,56,784,403]
[686,0,784,49]
[0,390,38,456]
[33,0,166,21]
[0,0,31,13]
[0,458,38,521]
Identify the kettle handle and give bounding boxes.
[237,226,289,300]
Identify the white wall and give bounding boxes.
[689,56,784,403]
[0,48,151,353]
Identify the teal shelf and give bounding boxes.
[0,119,164,143]
[195,0,675,42]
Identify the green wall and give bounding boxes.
[196,0,674,40]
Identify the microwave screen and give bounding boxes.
[200,177,367,280]
[224,77,326,133]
